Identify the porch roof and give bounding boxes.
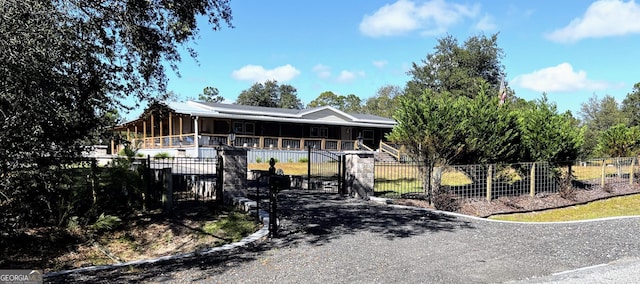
[119,101,396,129]
[196,102,396,125]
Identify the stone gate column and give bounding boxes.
[344,151,375,199]
[219,147,247,191]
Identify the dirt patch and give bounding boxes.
[393,183,640,218]
[2,203,260,273]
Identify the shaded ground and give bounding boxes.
[46,192,476,283]
[273,192,480,249]
[23,181,640,278]
[45,189,640,284]
[2,201,258,273]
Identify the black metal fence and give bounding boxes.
[374,157,639,200]
[48,156,222,214]
[307,148,344,193]
[148,156,219,203]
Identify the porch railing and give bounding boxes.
[132,134,196,149]
[379,141,399,159]
[129,133,362,151]
[379,141,410,161]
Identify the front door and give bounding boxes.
[363,129,374,148]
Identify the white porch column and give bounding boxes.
[193,116,199,157]
[168,113,173,147]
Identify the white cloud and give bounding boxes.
[336,70,365,83]
[546,0,640,43]
[312,64,331,79]
[513,63,609,93]
[359,0,479,37]
[313,64,365,83]
[231,64,300,82]
[373,60,388,68]
[474,14,496,31]
[359,0,418,37]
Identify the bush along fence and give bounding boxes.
[374,157,639,201]
[1,156,149,239]
[0,155,230,237]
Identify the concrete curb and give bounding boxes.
[44,195,270,278]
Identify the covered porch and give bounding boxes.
[111,102,395,157]
[113,114,383,154]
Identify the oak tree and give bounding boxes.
[236,80,303,109]
[406,33,506,99]
[0,0,233,234]
[198,86,225,103]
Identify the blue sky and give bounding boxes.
[132,0,640,119]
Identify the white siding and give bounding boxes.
[301,109,351,123]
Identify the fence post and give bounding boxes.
[307,146,311,189]
[216,155,224,205]
[162,168,173,217]
[631,157,636,185]
[530,162,536,197]
[144,155,151,211]
[601,159,606,188]
[338,155,343,195]
[486,164,493,201]
[268,158,278,238]
[91,159,98,205]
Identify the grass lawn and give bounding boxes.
[572,165,633,180]
[489,194,640,222]
[249,162,308,174]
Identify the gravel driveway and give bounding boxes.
[48,191,640,283]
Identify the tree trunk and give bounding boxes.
[432,166,443,194]
[423,164,432,204]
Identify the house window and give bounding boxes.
[310,126,328,138]
[363,129,375,145]
[233,121,255,135]
[245,123,254,134]
[363,129,374,139]
[233,122,243,133]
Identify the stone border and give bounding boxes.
[44,195,270,278]
[369,196,640,224]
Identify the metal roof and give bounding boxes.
[118,101,396,128]
[193,102,395,125]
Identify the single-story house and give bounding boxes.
[112,101,397,157]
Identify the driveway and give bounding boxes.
[48,191,640,283]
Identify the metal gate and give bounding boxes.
[307,147,345,193]
[147,157,220,204]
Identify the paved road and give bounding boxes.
[49,191,640,283]
[510,257,640,283]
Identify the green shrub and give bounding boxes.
[298,157,308,163]
[154,152,172,159]
[100,157,145,214]
[91,213,122,232]
[118,145,143,158]
[118,147,137,158]
[255,157,262,163]
[432,185,460,212]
